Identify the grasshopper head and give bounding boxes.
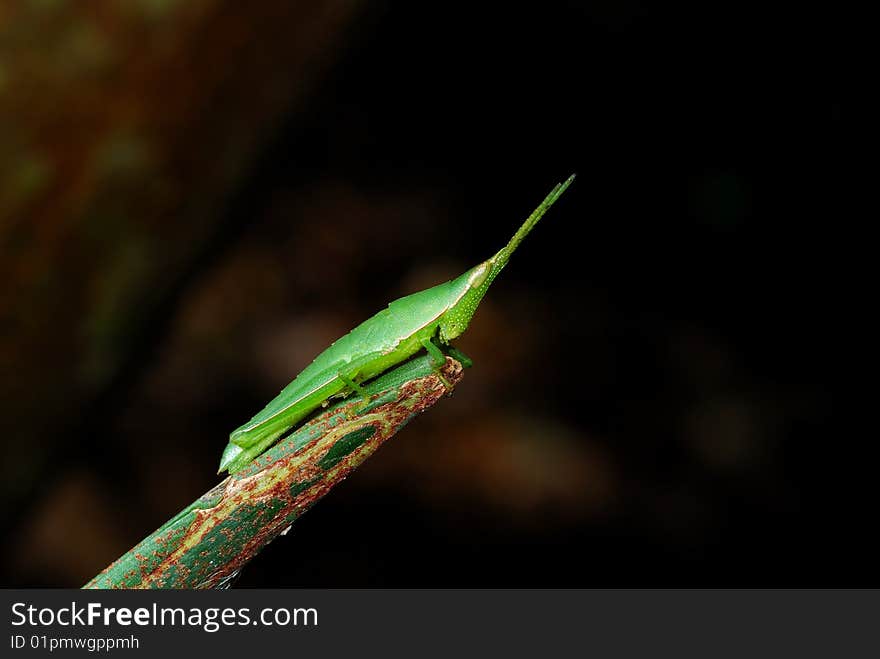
[438,259,496,342]
[438,174,575,343]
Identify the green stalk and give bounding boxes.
[84,354,465,589]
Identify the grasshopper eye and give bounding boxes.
[468,262,491,288]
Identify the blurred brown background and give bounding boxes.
[0,1,857,587]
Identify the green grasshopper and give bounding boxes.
[219,175,575,473]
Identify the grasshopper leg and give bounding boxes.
[419,337,446,367]
[338,371,366,397]
[420,337,452,388]
[339,371,371,416]
[445,345,473,369]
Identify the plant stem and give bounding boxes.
[83,355,464,589]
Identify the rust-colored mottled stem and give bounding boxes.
[84,355,464,589]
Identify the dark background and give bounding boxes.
[0,1,858,586]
